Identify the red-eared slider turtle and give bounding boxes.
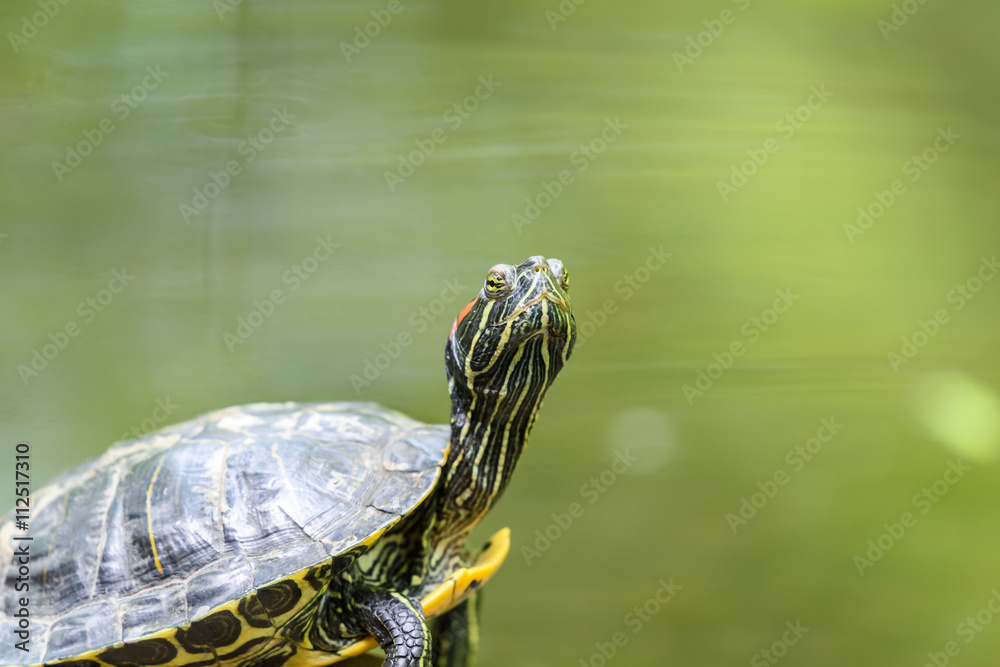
[0,256,574,667]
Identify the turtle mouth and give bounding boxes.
[490,291,569,329]
[493,291,573,343]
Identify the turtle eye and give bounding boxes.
[484,265,512,299]
[547,258,570,291]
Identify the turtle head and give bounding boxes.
[439,256,575,526]
[445,255,575,407]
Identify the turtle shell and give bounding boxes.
[0,402,449,666]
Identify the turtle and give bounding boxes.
[0,255,575,667]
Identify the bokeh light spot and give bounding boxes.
[912,372,1000,462]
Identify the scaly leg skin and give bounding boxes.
[356,589,432,667]
[431,592,481,667]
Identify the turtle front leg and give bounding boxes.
[431,592,480,667]
[356,588,432,667]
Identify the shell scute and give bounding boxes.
[174,609,242,653]
[120,583,189,642]
[98,638,177,667]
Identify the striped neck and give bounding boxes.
[435,334,552,536]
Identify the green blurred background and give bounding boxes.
[2,0,1000,665]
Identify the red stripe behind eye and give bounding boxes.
[451,298,477,336]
